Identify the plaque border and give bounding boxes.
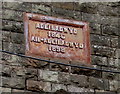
[24,12,91,66]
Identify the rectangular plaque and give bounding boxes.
[24,13,91,66]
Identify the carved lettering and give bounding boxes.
[47,38,52,44]
[64,41,69,47]
[47,31,65,40]
[43,38,47,44]
[31,36,41,43]
[51,39,58,45]
[68,28,73,34]
[47,31,51,38]
[58,40,65,46]
[35,23,78,35]
[48,45,65,53]
[61,47,65,53]
[44,24,49,29]
[73,29,77,35]
[79,43,84,49]
[31,35,84,50]
[69,42,74,48]
[74,42,79,48]
[63,27,68,33]
[31,36,35,42]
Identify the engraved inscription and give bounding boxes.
[24,13,91,64]
[31,22,84,53]
[36,23,78,35]
[31,36,84,50]
[47,31,65,40]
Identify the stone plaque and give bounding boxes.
[24,13,91,66]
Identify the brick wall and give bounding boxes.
[0,1,120,93]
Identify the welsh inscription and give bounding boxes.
[24,13,91,65]
[31,22,84,53]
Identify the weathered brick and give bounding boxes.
[2,2,32,12]
[2,9,23,21]
[2,31,24,44]
[108,58,119,68]
[52,7,75,19]
[42,70,58,82]
[2,53,12,62]
[74,11,82,20]
[27,80,51,92]
[12,66,26,77]
[49,63,68,72]
[82,12,119,26]
[0,30,2,40]
[51,83,67,92]
[11,32,24,44]
[100,16,119,27]
[102,72,119,81]
[91,45,116,57]
[116,49,120,59]
[32,3,51,15]
[32,2,51,7]
[58,72,89,87]
[3,42,25,54]
[0,64,2,76]
[82,13,101,24]
[118,74,120,81]
[2,31,10,42]
[102,67,119,81]
[29,59,50,69]
[2,54,47,67]
[51,2,74,10]
[67,85,94,92]
[23,91,40,94]
[0,9,2,17]
[1,77,25,89]
[89,23,101,34]
[1,64,11,77]
[1,65,38,80]
[89,77,109,90]
[0,87,11,93]
[49,59,70,72]
[20,58,33,68]
[12,89,25,93]
[102,25,119,36]
[98,3,119,17]
[0,1,1,9]
[0,31,2,60]
[38,69,43,80]
[91,34,110,46]
[38,69,58,82]
[111,37,119,48]
[67,85,84,92]
[0,20,2,30]
[118,36,120,48]
[95,90,116,94]
[107,2,120,7]
[58,72,71,85]
[91,55,107,66]
[74,2,98,14]
[109,80,120,92]
[1,54,27,66]
[25,68,38,80]
[70,74,89,88]
[2,20,23,33]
